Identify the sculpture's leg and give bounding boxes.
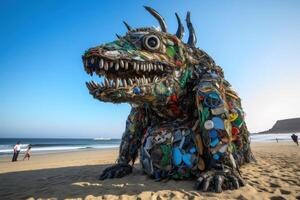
[194,78,252,192]
[99,107,146,180]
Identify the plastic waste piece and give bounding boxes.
[210,137,219,147]
[189,147,196,154]
[212,117,224,130]
[144,136,153,150]
[172,147,182,166]
[133,87,141,95]
[213,153,220,160]
[218,144,228,153]
[232,127,240,135]
[211,105,227,115]
[160,145,171,166]
[166,46,176,58]
[229,113,238,122]
[209,130,218,139]
[197,157,205,171]
[182,153,192,168]
[173,130,182,143]
[204,120,214,130]
[204,92,222,108]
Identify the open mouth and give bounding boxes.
[83,54,172,97]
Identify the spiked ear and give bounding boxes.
[144,6,167,32]
[186,11,197,47]
[123,21,133,31]
[175,13,184,39]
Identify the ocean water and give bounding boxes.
[0,138,121,155]
[1,133,298,155]
[250,133,300,143]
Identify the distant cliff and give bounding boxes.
[259,118,300,133]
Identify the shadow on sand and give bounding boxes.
[0,164,199,199]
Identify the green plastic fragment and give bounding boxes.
[179,69,192,89]
[160,144,171,166]
[199,107,210,130]
[166,46,176,58]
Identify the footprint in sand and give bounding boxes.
[280,189,291,195]
[269,183,280,188]
[270,196,287,200]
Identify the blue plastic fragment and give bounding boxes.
[212,117,224,130]
[133,87,141,95]
[189,147,196,154]
[209,130,218,139]
[172,147,182,166]
[210,137,219,147]
[213,153,220,160]
[182,153,192,168]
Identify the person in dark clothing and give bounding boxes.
[12,141,21,162]
[291,134,299,146]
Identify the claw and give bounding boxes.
[195,176,204,190]
[228,175,239,189]
[214,175,224,193]
[202,176,212,192]
[98,163,132,180]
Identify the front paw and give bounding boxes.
[195,168,245,193]
[99,163,132,180]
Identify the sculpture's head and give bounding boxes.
[83,6,205,105]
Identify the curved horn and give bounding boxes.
[186,11,197,47]
[175,13,184,39]
[144,6,167,32]
[123,21,133,31]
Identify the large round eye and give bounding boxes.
[143,35,160,51]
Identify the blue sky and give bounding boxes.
[0,0,300,138]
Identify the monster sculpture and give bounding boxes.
[82,7,254,192]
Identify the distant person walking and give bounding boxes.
[291,134,299,146]
[276,138,278,143]
[23,145,32,161]
[12,141,21,162]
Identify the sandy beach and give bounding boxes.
[0,142,299,200]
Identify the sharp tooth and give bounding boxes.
[145,78,148,84]
[90,58,95,64]
[123,79,127,88]
[136,63,140,71]
[142,64,146,71]
[120,60,124,68]
[133,62,136,70]
[99,59,104,68]
[115,78,119,88]
[125,61,128,70]
[161,65,164,71]
[149,63,153,71]
[104,62,108,70]
[109,62,114,68]
[85,82,92,90]
[104,78,109,87]
[154,76,159,82]
[84,59,88,68]
[91,81,97,88]
[148,64,151,72]
[148,78,151,83]
[153,64,157,71]
[129,78,133,85]
[143,75,146,84]
[115,62,119,70]
[135,77,139,85]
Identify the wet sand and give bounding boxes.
[0,142,299,200]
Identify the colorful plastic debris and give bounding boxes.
[83,6,254,193]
